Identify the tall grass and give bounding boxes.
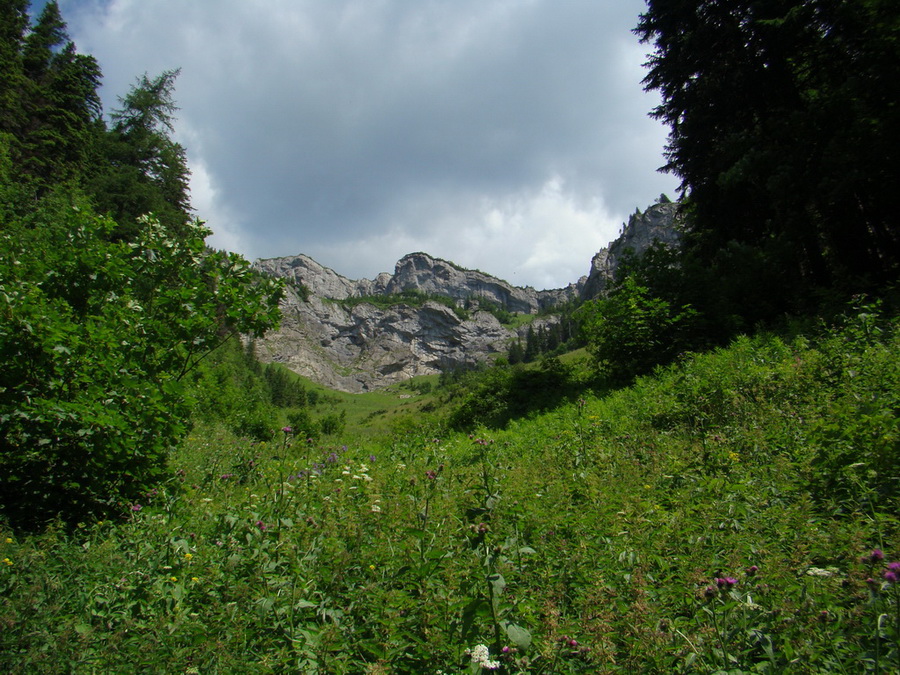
[2,310,898,673]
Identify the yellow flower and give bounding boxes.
[369,564,376,571]
[5,538,12,544]
[191,577,199,583]
[170,576,178,582]
[184,553,193,560]
[3,558,12,566]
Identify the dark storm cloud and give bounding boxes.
[59,0,677,289]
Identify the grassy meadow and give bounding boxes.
[2,309,899,674]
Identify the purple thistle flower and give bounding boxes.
[885,570,898,584]
[703,586,717,600]
[369,454,376,463]
[282,426,293,434]
[716,577,738,589]
[256,520,267,531]
[887,562,900,572]
[130,504,142,512]
[745,565,759,576]
[864,549,885,564]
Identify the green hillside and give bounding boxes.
[3,309,899,673]
[2,1,899,672]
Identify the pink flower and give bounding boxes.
[864,549,885,564]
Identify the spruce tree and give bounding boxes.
[90,70,192,238]
[636,0,900,310]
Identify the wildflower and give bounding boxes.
[191,577,199,583]
[184,553,193,561]
[369,564,376,571]
[885,570,898,585]
[716,577,738,589]
[130,504,142,512]
[371,504,381,513]
[5,538,12,544]
[745,565,759,576]
[888,562,900,572]
[863,549,885,564]
[2,558,11,566]
[806,567,838,577]
[282,426,293,434]
[170,576,178,582]
[369,454,376,463]
[703,585,717,600]
[468,644,500,670]
[256,520,268,531]
[425,470,438,480]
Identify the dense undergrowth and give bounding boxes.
[2,307,898,673]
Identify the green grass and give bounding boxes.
[2,310,899,673]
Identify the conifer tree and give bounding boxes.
[89,69,192,238]
[0,0,28,134]
[636,0,900,309]
[1,1,102,190]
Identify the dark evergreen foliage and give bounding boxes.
[0,1,102,192]
[89,70,193,238]
[636,0,900,313]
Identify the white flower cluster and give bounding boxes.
[469,644,500,670]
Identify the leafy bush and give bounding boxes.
[446,358,576,430]
[0,207,283,528]
[578,276,698,383]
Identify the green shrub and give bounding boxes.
[578,276,698,383]
[0,208,283,528]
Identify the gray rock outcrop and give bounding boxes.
[580,200,682,299]
[253,200,681,392]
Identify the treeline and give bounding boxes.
[507,302,581,364]
[0,3,285,529]
[1,2,191,234]
[578,0,899,385]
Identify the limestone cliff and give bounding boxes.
[252,200,680,392]
[580,200,682,300]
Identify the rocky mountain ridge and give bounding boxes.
[252,200,681,392]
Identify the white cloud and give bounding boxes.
[57,0,678,289]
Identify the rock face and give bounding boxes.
[253,200,681,392]
[255,252,577,312]
[580,200,682,299]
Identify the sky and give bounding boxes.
[48,0,679,290]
